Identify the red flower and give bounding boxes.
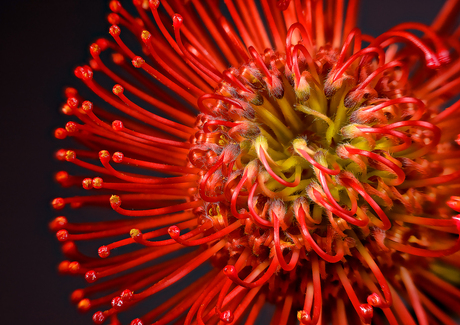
[52,1,460,324]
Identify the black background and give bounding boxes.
[0,0,446,324]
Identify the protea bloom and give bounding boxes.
[51,0,460,324]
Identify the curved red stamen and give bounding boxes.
[140,30,205,97]
[203,120,240,133]
[297,148,340,175]
[299,254,322,325]
[248,181,272,227]
[318,170,354,216]
[372,30,441,69]
[296,206,344,263]
[199,154,226,203]
[272,212,300,271]
[340,176,391,230]
[231,171,251,219]
[130,222,208,247]
[172,14,223,83]
[336,264,374,324]
[223,256,279,288]
[351,233,393,308]
[361,97,426,121]
[218,16,250,62]
[393,22,450,63]
[198,93,244,115]
[312,189,369,227]
[112,198,203,218]
[248,46,273,86]
[285,22,313,69]
[430,99,460,124]
[355,60,408,91]
[292,44,319,85]
[132,240,227,301]
[381,120,441,155]
[168,221,242,246]
[333,47,385,82]
[356,127,412,152]
[223,70,254,94]
[387,217,460,257]
[345,146,405,185]
[259,149,301,187]
[336,27,362,67]
[111,119,191,149]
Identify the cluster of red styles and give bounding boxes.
[51,0,460,324]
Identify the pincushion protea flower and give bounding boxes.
[51,0,460,324]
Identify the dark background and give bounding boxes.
[0,0,446,324]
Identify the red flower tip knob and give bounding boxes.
[220,310,234,323]
[90,43,101,56]
[276,0,291,11]
[49,216,68,231]
[149,0,160,10]
[437,49,450,64]
[297,310,311,324]
[112,151,124,163]
[92,311,105,324]
[56,229,69,242]
[109,1,122,12]
[130,318,144,325]
[52,197,65,210]
[108,13,120,25]
[70,289,85,303]
[85,270,98,283]
[425,55,441,69]
[98,245,110,258]
[64,87,78,97]
[75,66,93,80]
[223,265,237,277]
[65,150,76,162]
[359,304,374,325]
[447,196,460,212]
[130,228,142,240]
[167,225,180,238]
[61,241,77,255]
[92,177,103,189]
[55,171,69,184]
[132,56,145,68]
[61,104,73,115]
[110,195,121,210]
[112,84,124,95]
[132,0,143,7]
[141,30,152,43]
[96,38,109,51]
[55,149,67,161]
[112,120,124,131]
[67,97,79,108]
[367,292,388,308]
[99,150,110,163]
[172,14,183,29]
[58,260,71,274]
[82,178,93,190]
[68,261,80,274]
[121,289,134,301]
[54,128,67,139]
[109,25,121,37]
[111,296,124,309]
[77,298,91,313]
[82,100,93,112]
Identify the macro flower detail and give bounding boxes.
[51,0,460,324]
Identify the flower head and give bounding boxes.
[52,1,460,324]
